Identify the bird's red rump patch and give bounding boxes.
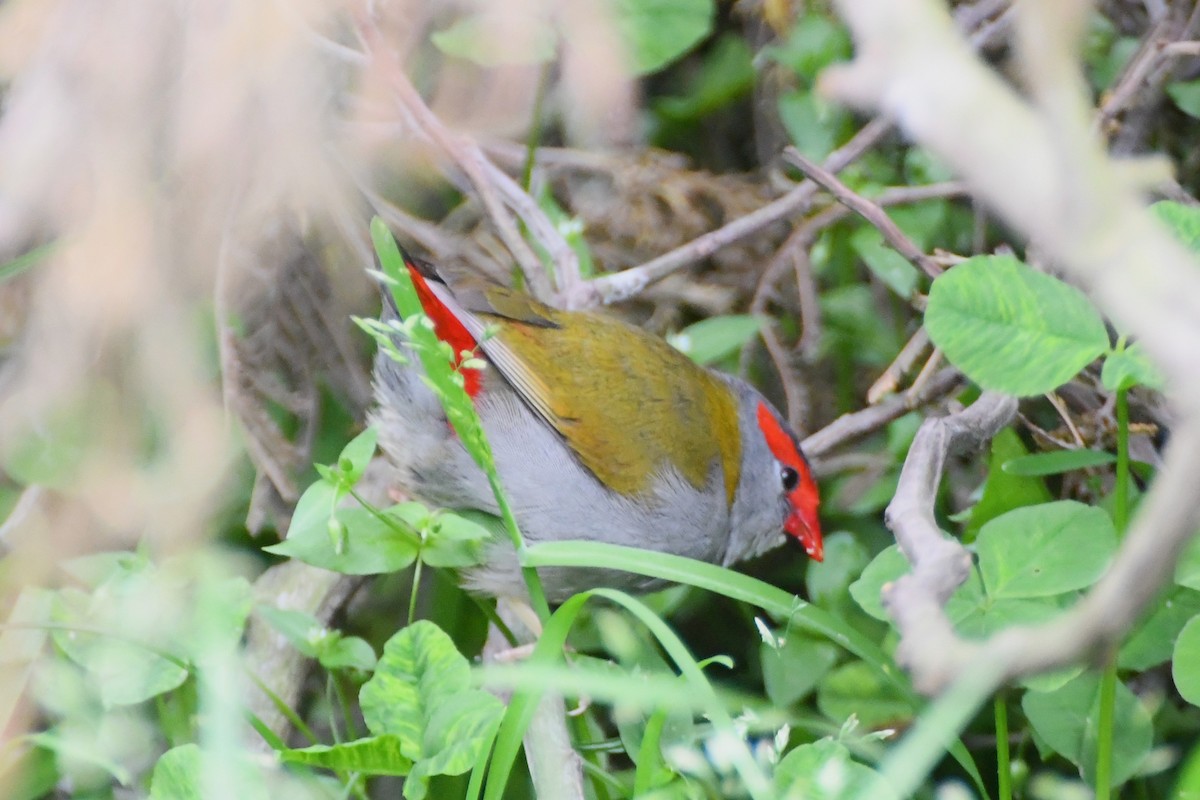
[756,402,823,561]
[406,261,483,398]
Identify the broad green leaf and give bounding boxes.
[1151,200,1200,254]
[613,0,714,75]
[149,745,203,800]
[1022,672,1152,787]
[925,255,1108,396]
[336,426,377,486]
[1173,738,1200,800]
[761,633,838,707]
[667,314,766,366]
[360,621,470,750]
[654,34,754,121]
[775,738,897,800]
[431,10,556,66]
[320,637,378,673]
[762,13,852,82]
[359,621,502,800]
[976,501,1117,599]
[849,545,909,622]
[1001,449,1117,476]
[850,226,920,297]
[255,606,377,672]
[1176,535,1200,590]
[964,428,1052,540]
[280,735,412,776]
[816,661,911,730]
[778,89,841,161]
[1168,79,1200,119]
[265,497,421,575]
[254,605,327,658]
[805,531,869,611]
[408,691,504,794]
[149,745,269,800]
[1119,587,1200,670]
[77,639,187,709]
[1173,615,1200,706]
[1102,342,1165,392]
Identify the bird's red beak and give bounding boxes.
[785,506,823,562]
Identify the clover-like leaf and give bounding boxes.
[925,255,1109,396]
[976,501,1116,599]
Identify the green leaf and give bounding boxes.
[805,531,869,611]
[1173,615,1200,706]
[150,744,203,800]
[963,428,1052,540]
[667,315,765,366]
[653,34,754,121]
[254,606,377,672]
[849,544,909,622]
[266,493,421,575]
[762,13,852,82]
[280,735,413,776]
[320,637,378,673]
[418,512,492,568]
[1101,342,1165,392]
[1001,449,1117,476]
[431,10,556,66]
[761,633,838,707]
[359,621,503,800]
[850,226,920,297]
[778,89,841,161]
[1119,587,1200,670]
[612,0,715,75]
[1175,535,1200,590]
[816,661,911,729]
[1022,672,1153,787]
[1151,200,1200,254]
[1168,78,1200,119]
[924,255,1109,396]
[775,738,897,800]
[975,501,1117,599]
[336,427,377,486]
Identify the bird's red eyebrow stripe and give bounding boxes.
[756,402,802,468]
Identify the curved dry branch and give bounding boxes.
[825,0,1200,692]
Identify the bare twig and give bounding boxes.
[782,149,944,280]
[579,117,896,307]
[1161,40,1200,57]
[868,328,932,404]
[802,368,964,459]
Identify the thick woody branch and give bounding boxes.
[881,393,1017,691]
[826,0,1200,691]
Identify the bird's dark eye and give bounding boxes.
[781,466,799,491]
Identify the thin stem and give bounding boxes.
[1096,386,1131,800]
[994,693,1011,800]
[408,558,423,627]
[1115,388,1131,534]
[1095,666,1118,800]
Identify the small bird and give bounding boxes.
[371,252,822,601]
